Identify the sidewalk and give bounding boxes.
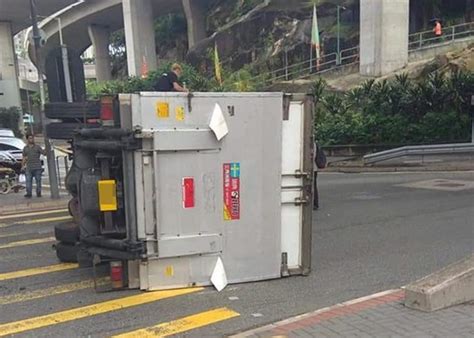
[234,289,474,337]
[0,191,69,215]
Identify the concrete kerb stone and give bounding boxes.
[404,254,474,312]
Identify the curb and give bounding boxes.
[231,289,405,337]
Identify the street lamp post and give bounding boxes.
[336,5,346,66]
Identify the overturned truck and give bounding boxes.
[55,92,314,291]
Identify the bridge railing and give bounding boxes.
[408,22,474,51]
[249,46,359,86]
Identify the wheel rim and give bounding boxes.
[0,180,11,194]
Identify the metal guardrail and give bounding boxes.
[251,21,473,85]
[363,143,474,165]
[408,22,474,51]
[250,46,359,85]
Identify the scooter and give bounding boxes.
[0,151,24,194]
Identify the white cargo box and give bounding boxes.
[118,92,314,291]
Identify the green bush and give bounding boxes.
[86,62,264,98]
[314,71,473,145]
[0,107,22,138]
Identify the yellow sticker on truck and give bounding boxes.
[175,106,185,121]
[156,102,169,119]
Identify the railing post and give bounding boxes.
[56,156,61,189]
[452,26,455,41]
[64,156,69,177]
[284,48,288,81]
[419,32,423,49]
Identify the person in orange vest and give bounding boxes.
[433,20,442,37]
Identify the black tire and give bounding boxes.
[54,222,80,244]
[45,101,100,119]
[46,122,100,140]
[55,242,79,263]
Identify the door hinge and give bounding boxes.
[294,169,311,179]
[282,196,309,206]
[294,196,309,206]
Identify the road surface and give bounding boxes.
[0,171,472,337]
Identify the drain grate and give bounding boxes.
[397,179,474,191]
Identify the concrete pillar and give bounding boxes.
[182,0,207,49]
[360,0,409,77]
[0,22,22,109]
[88,24,112,82]
[122,0,157,77]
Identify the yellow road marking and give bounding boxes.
[0,278,109,305]
[0,263,78,281]
[113,307,240,338]
[0,231,52,239]
[0,236,55,250]
[0,209,68,220]
[0,216,72,228]
[0,288,203,337]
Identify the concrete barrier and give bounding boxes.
[404,254,474,312]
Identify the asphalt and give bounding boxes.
[0,171,473,337]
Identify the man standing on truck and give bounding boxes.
[22,133,46,198]
[155,63,189,92]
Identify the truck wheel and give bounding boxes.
[45,101,100,119]
[0,179,11,195]
[55,242,79,263]
[54,222,80,244]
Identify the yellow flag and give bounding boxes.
[214,43,222,85]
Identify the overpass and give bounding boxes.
[31,0,412,81]
[2,0,209,110]
[28,0,208,81]
[0,0,77,109]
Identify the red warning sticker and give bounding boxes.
[223,163,240,220]
[182,177,195,208]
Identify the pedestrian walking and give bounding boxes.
[314,141,327,210]
[22,133,46,198]
[154,63,189,92]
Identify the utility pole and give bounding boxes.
[29,0,60,199]
[471,95,474,143]
[336,6,346,66]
